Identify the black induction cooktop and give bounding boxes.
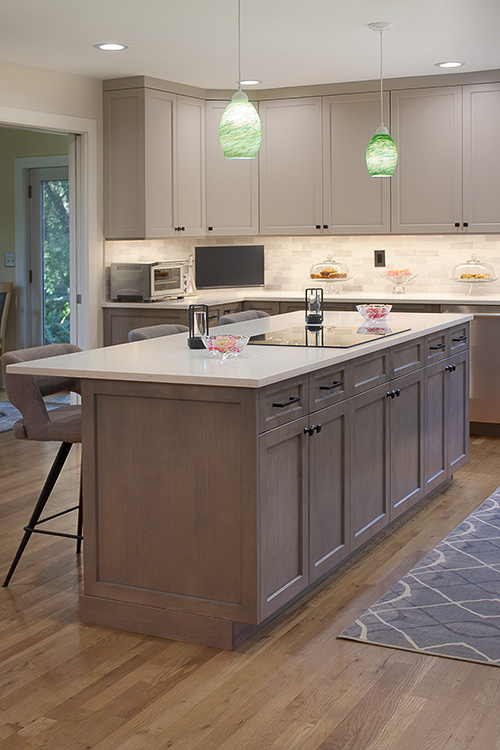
[248,324,410,349]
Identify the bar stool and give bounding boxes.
[1,344,83,586]
[218,310,270,326]
[128,323,189,341]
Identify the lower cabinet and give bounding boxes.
[424,350,470,495]
[103,303,242,345]
[258,338,469,620]
[258,399,350,620]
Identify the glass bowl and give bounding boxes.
[202,334,249,360]
[381,269,417,294]
[356,303,392,321]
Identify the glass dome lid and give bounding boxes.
[452,253,497,281]
[310,255,350,280]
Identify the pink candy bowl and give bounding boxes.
[356,304,392,321]
[202,334,249,360]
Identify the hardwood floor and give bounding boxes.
[1,429,500,749]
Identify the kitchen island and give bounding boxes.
[7,310,472,648]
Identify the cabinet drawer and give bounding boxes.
[309,363,349,412]
[390,337,424,378]
[448,322,469,355]
[425,331,447,363]
[217,302,243,321]
[259,375,309,433]
[243,300,280,316]
[351,351,390,395]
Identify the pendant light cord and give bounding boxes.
[379,28,384,127]
[237,0,241,88]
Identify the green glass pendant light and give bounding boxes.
[366,22,398,177]
[219,0,262,159]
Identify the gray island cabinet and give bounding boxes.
[6,311,471,649]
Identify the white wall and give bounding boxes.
[0,60,103,348]
[105,233,500,296]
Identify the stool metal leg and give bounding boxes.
[76,471,83,554]
[2,441,72,587]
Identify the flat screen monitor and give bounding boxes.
[195,245,264,289]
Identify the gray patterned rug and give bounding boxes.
[338,488,500,666]
[0,400,60,434]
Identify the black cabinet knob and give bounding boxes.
[323,224,329,229]
[315,224,321,230]
[314,424,322,433]
[463,222,469,228]
[304,425,315,436]
[455,222,460,228]
[208,226,213,231]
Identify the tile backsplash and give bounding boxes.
[105,234,500,296]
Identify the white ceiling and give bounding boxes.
[1,0,499,90]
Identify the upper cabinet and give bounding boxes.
[462,83,500,233]
[391,84,500,234]
[205,101,259,236]
[104,87,205,239]
[259,98,324,235]
[391,87,463,234]
[323,92,390,234]
[103,78,500,240]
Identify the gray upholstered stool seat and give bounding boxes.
[128,323,189,341]
[218,310,270,326]
[1,343,83,586]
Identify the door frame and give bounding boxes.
[16,157,70,347]
[0,105,100,352]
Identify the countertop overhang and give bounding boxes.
[102,288,500,309]
[7,310,473,388]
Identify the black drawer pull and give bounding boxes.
[319,380,344,391]
[395,388,401,397]
[452,335,467,342]
[273,396,300,408]
[429,343,446,350]
[315,423,322,433]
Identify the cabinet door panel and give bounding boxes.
[259,419,309,619]
[175,95,206,236]
[145,90,175,237]
[104,90,146,238]
[323,93,390,234]
[446,352,470,473]
[309,401,350,581]
[463,84,500,232]
[205,101,259,235]
[390,371,424,519]
[424,361,447,494]
[259,98,323,234]
[350,385,389,550]
[391,87,462,233]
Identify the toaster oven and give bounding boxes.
[110,260,192,302]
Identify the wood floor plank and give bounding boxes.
[2,431,500,749]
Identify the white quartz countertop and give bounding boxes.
[102,287,500,309]
[7,310,473,388]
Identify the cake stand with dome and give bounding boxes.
[309,255,352,295]
[451,254,498,296]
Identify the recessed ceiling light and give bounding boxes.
[95,43,128,51]
[239,79,262,86]
[435,61,464,68]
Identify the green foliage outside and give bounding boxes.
[43,180,70,344]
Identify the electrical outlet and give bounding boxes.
[374,250,386,267]
[4,253,15,268]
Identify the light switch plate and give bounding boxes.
[4,253,15,267]
[374,250,386,267]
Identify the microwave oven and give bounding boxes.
[110,260,193,302]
